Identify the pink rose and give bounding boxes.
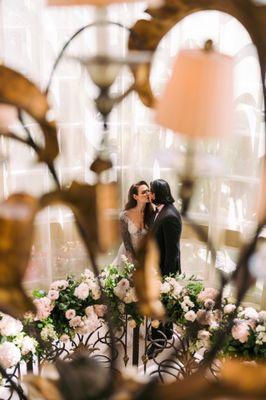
[198,329,211,341]
[85,306,94,317]
[246,319,256,330]
[93,305,107,318]
[197,330,211,349]
[224,304,236,314]
[50,280,68,291]
[60,334,70,343]
[74,283,89,300]
[65,309,76,320]
[184,310,197,322]
[196,310,209,325]
[75,316,100,334]
[232,322,250,343]
[212,309,222,322]
[48,289,59,301]
[198,288,218,302]
[69,316,82,328]
[204,299,215,310]
[33,297,52,320]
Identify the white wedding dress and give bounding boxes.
[99,212,177,378]
[112,211,147,266]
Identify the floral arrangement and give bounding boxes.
[29,269,104,342]
[0,258,265,372]
[0,313,38,370]
[211,304,266,360]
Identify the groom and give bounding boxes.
[150,179,182,276]
[147,179,182,359]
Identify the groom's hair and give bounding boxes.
[150,179,175,205]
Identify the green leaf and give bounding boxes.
[32,289,46,298]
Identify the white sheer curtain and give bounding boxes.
[0,1,264,306]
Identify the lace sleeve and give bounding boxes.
[120,212,136,260]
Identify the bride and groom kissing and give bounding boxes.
[114,179,182,276]
[114,179,182,359]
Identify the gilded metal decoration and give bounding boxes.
[0,194,37,318]
[0,65,59,164]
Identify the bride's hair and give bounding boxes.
[124,181,154,227]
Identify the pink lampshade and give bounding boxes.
[155,48,234,138]
[0,104,18,131]
[47,0,142,5]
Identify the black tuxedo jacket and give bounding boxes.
[152,204,182,276]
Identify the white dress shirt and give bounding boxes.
[154,204,165,220]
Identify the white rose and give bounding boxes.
[184,310,196,322]
[256,325,265,333]
[21,336,37,355]
[173,283,183,297]
[0,315,23,337]
[40,325,58,341]
[241,307,258,320]
[258,311,266,322]
[181,302,189,312]
[183,296,194,308]
[0,342,21,369]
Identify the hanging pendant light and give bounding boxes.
[155,40,234,139]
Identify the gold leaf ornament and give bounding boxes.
[0,65,59,164]
[0,194,38,317]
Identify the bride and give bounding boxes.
[113,180,154,266]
